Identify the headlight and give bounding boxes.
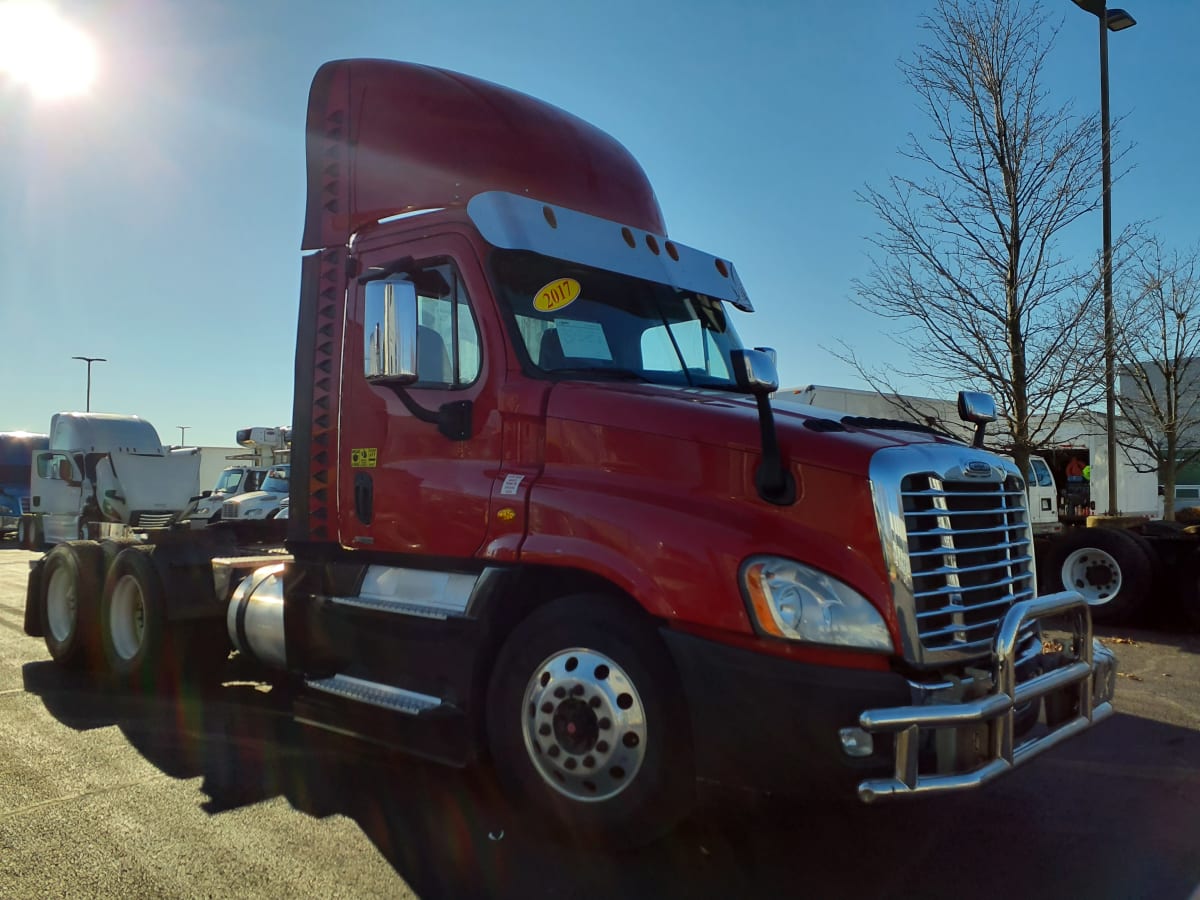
[741,556,893,652]
[245,507,265,519]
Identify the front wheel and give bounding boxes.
[485,596,694,846]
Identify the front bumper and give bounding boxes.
[857,590,1115,801]
[661,590,1114,802]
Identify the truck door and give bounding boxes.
[338,235,504,558]
[30,451,83,544]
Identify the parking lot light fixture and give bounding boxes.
[70,356,106,412]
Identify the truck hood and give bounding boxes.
[544,381,960,478]
[97,448,201,522]
[224,490,286,509]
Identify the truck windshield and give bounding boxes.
[213,469,244,493]
[261,468,289,493]
[491,250,746,389]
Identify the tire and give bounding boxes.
[1044,527,1154,625]
[100,547,170,690]
[40,542,105,669]
[485,595,694,847]
[16,517,26,548]
[1176,548,1200,631]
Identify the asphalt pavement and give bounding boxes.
[1,544,1199,899]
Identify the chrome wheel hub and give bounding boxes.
[521,648,647,802]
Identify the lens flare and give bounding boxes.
[0,0,98,100]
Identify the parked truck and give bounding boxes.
[20,413,201,548]
[1,431,48,539]
[783,385,1200,628]
[187,427,292,524]
[22,60,1116,843]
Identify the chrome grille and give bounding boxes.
[19,497,30,514]
[222,501,239,519]
[902,473,1034,654]
[131,511,176,529]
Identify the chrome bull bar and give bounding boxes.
[857,591,1116,803]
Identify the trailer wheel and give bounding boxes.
[485,596,694,846]
[1045,528,1153,625]
[40,542,104,669]
[1176,549,1200,631]
[100,548,169,689]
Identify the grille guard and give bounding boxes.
[857,590,1115,802]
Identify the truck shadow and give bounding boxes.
[22,659,1200,899]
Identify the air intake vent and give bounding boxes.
[901,473,1034,654]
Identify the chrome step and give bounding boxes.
[329,593,455,620]
[305,674,442,715]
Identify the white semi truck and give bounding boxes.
[20,413,201,548]
[188,427,291,524]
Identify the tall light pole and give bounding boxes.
[71,356,106,412]
[1070,1,1136,515]
[178,426,190,444]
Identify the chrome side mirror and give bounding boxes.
[958,391,996,449]
[957,391,996,424]
[364,278,419,383]
[731,348,780,396]
[753,346,778,369]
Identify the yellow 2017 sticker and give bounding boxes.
[534,278,581,313]
[350,448,377,468]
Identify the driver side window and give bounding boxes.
[414,263,481,387]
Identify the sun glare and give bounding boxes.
[0,0,97,100]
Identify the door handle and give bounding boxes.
[354,473,373,525]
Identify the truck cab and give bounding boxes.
[188,465,267,524]
[26,413,200,546]
[21,60,1116,846]
[0,431,48,539]
[219,464,289,521]
[261,60,1113,839]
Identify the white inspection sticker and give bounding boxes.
[556,319,613,361]
[500,474,525,496]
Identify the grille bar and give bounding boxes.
[916,589,1036,621]
[907,523,1026,539]
[911,554,1034,578]
[901,470,1034,656]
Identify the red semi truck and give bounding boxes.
[24,59,1115,843]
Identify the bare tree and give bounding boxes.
[849,0,1120,479]
[1113,239,1200,520]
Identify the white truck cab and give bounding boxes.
[189,465,268,523]
[219,464,289,521]
[1026,455,1062,535]
[26,413,200,546]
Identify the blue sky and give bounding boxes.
[0,0,1194,447]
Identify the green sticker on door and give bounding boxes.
[351,448,377,468]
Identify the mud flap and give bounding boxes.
[24,557,45,637]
